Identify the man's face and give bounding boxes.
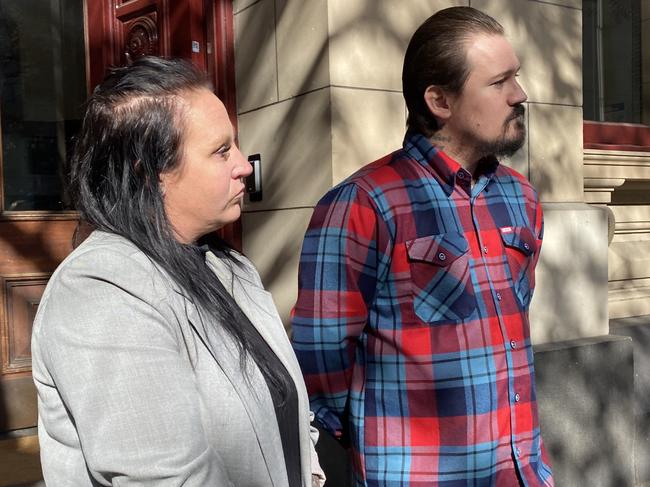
[446,33,528,159]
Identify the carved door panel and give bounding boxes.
[86,0,241,248]
[0,0,236,434]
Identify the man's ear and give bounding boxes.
[424,85,451,123]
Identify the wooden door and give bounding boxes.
[86,0,241,248]
[0,0,237,434]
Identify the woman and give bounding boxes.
[31,57,325,486]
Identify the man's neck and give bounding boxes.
[429,129,482,177]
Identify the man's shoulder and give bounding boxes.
[329,147,413,196]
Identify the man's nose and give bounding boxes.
[511,79,528,105]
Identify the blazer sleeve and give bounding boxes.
[33,247,232,486]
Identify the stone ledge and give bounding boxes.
[584,149,650,204]
[610,316,650,484]
[534,334,635,487]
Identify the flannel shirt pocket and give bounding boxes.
[499,226,538,310]
[406,232,476,324]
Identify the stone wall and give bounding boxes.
[234,0,460,325]
[233,0,643,483]
[234,0,609,343]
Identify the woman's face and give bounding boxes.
[160,89,252,243]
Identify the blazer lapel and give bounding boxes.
[184,299,288,487]
[236,284,305,386]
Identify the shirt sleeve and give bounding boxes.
[291,182,390,438]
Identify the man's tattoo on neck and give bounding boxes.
[431,134,451,142]
[430,133,451,151]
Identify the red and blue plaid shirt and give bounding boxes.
[292,132,554,486]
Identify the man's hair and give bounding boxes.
[402,6,504,136]
[68,57,289,397]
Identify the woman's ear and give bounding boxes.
[424,85,452,124]
[159,170,172,195]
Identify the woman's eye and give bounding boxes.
[215,145,231,159]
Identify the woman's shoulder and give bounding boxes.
[54,230,170,284]
[34,231,181,340]
[42,231,174,310]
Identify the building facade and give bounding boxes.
[234,1,650,485]
[0,0,649,485]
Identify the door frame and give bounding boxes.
[83,0,241,249]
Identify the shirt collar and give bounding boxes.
[403,131,500,196]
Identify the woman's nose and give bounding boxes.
[232,145,253,178]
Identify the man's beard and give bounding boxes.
[475,104,526,159]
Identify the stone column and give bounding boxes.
[473,0,609,343]
[233,0,610,344]
[232,2,633,483]
[234,0,464,326]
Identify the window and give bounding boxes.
[0,0,86,211]
[583,0,648,125]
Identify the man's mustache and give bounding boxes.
[507,104,526,122]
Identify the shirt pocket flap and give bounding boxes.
[406,232,469,267]
[499,226,537,256]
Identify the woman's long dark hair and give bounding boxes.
[68,56,288,400]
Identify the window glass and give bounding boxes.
[583,0,648,124]
[0,0,86,211]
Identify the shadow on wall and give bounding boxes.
[235,0,584,317]
[237,1,623,484]
[534,335,635,487]
[529,204,609,343]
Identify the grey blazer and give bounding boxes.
[31,231,324,486]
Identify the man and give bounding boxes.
[292,6,554,486]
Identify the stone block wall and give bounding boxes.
[534,335,635,487]
[611,316,650,484]
[234,0,609,343]
[232,1,641,483]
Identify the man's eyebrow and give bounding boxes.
[490,65,521,81]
